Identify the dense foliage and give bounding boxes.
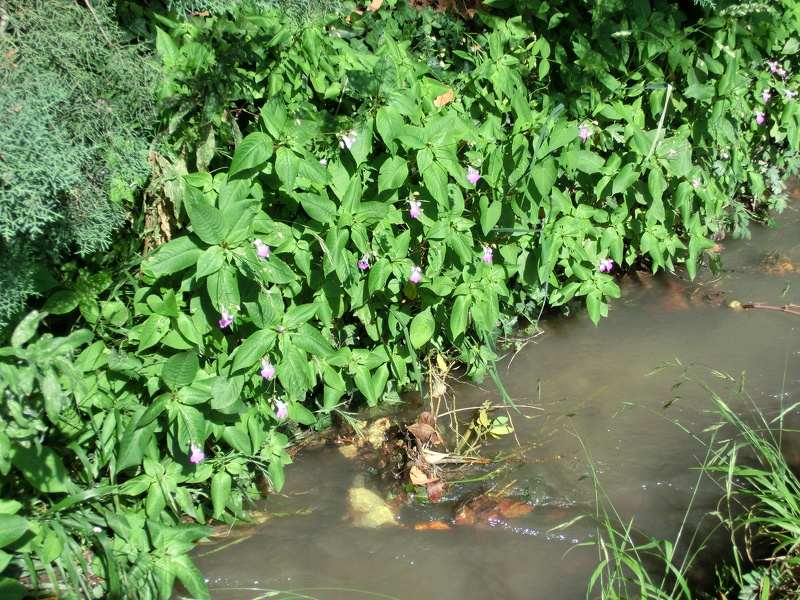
[0,0,798,598]
[0,0,157,330]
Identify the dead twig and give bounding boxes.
[740,303,800,317]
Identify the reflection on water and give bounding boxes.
[185,196,800,600]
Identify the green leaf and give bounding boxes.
[275,146,300,190]
[260,255,297,285]
[277,346,312,400]
[221,426,251,454]
[11,311,46,348]
[0,577,29,600]
[143,237,204,279]
[612,163,639,195]
[378,156,409,192]
[210,471,232,518]
[684,83,716,101]
[155,28,179,69]
[9,442,69,493]
[229,132,274,179]
[162,351,199,389]
[169,553,210,600]
[409,308,436,349]
[186,203,228,246]
[565,150,605,174]
[42,290,80,315]
[449,295,471,339]
[231,329,276,373]
[282,303,318,330]
[212,378,245,413]
[0,514,29,547]
[293,323,334,358]
[116,410,159,472]
[296,193,336,224]
[138,314,170,352]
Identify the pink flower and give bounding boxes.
[768,60,779,73]
[358,254,370,270]
[409,200,422,219]
[189,444,205,464]
[667,149,676,158]
[253,238,270,258]
[339,131,356,150]
[260,358,275,380]
[466,166,481,185]
[481,246,493,263]
[598,258,614,273]
[275,399,288,420]
[219,306,233,329]
[579,124,590,143]
[777,68,788,78]
[763,88,772,103]
[692,177,702,188]
[755,111,765,125]
[409,265,422,283]
[786,89,796,102]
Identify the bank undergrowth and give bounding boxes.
[1,0,799,597]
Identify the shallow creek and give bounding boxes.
[183,190,800,600]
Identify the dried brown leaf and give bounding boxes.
[414,520,451,530]
[426,480,445,503]
[434,88,454,107]
[409,465,438,485]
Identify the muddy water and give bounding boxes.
[185,194,800,600]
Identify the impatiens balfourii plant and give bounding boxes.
[138,0,800,486]
[3,0,799,597]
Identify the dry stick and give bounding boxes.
[84,0,113,48]
[741,303,800,317]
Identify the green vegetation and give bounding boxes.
[0,0,798,597]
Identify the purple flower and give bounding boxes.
[481,246,493,263]
[260,358,275,381]
[409,265,422,284]
[667,149,676,158]
[409,200,422,219]
[275,399,288,420]
[768,60,779,73]
[755,111,765,125]
[763,88,772,103]
[358,254,370,270]
[786,89,796,102]
[253,238,270,258]
[466,166,481,185]
[598,258,614,273]
[777,68,788,78]
[219,306,233,329]
[339,131,356,150]
[579,124,590,143]
[189,444,205,464]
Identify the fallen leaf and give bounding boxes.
[338,445,357,459]
[409,465,438,485]
[414,520,451,530]
[366,0,383,10]
[495,498,535,519]
[434,88,454,107]
[426,480,445,503]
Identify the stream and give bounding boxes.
[182,185,800,600]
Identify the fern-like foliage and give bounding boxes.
[0,0,157,332]
[162,0,342,21]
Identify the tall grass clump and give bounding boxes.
[573,362,800,599]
